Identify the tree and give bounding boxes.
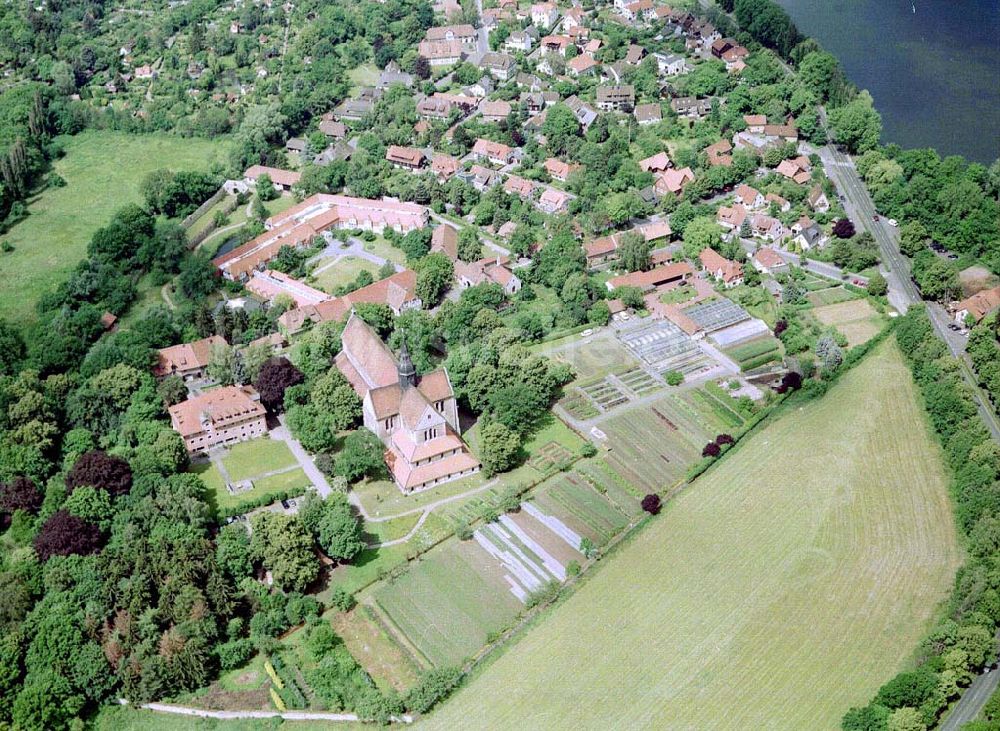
[249,512,318,592]
[605,191,645,227]
[702,442,721,457]
[0,477,42,515]
[867,272,888,296]
[158,375,188,406]
[33,510,103,561]
[841,704,891,731]
[618,231,651,272]
[0,320,26,376]
[778,371,802,393]
[641,494,661,515]
[334,429,386,482]
[799,51,845,103]
[62,486,113,530]
[682,217,723,259]
[415,252,454,306]
[899,220,929,257]
[314,494,365,562]
[829,91,883,154]
[480,421,522,476]
[886,707,925,731]
[255,173,278,201]
[311,367,362,430]
[816,335,844,370]
[66,450,133,496]
[207,342,237,385]
[716,434,735,446]
[255,357,304,412]
[457,227,482,263]
[542,104,580,156]
[833,218,856,239]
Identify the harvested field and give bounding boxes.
[419,341,960,731]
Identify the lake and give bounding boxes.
[774,0,1000,163]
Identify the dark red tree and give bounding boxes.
[715,434,735,446]
[832,218,855,239]
[255,357,305,412]
[774,319,788,337]
[641,494,661,515]
[702,442,721,457]
[66,450,133,496]
[33,510,103,561]
[0,476,43,514]
[777,372,803,393]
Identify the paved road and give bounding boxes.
[813,133,1000,442]
[940,668,1000,730]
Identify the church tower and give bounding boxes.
[398,341,417,388]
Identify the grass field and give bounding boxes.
[191,437,308,514]
[807,285,857,306]
[221,438,298,482]
[309,256,380,293]
[0,131,229,325]
[813,299,884,347]
[537,330,641,382]
[420,341,960,730]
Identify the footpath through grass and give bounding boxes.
[420,340,961,731]
[0,130,229,325]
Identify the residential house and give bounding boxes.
[699,248,744,286]
[471,138,515,166]
[807,185,830,213]
[634,103,662,125]
[763,124,798,142]
[954,286,1000,325]
[621,0,655,23]
[169,386,267,455]
[722,45,749,71]
[653,52,688,76]
[540,35,573,56]
[385,145,426,170]
[154,335,227,380]
[564,95,599,130]
[793,222,827,250]
[671,96,712,119]
[464,164,501,191]
[418,40,465,66]
[318,118,347,139]
[480,52,517,81]
[735,183,765,210]
[505,28,538,53]
[584,223,672,268]
[531,2,560,27]
[776,156,812,185]
[639,151,672,174]
[479,99,513,123]
[751,213,787,243]
[431,154,460,182]
[752,246,789,275]
[544,158,581,182]
[430,225,458,260]
[710,37,736,58]
[563,6,586,30]
[243,165,301,192]
[596,85,635,111]
[717,203,748,232]
[705,139,733,167]
[654,167,695,197]
[377,67,414,89]
[538,188,571,213]
[416,97,454,120]
[766,192,791,212]
[456,256,522,295]
[567,54,599,77]
[335,315,480,494]
[503,175,536,200]
[743,114,767,133]
[625,44,646,65]
[425,24,478,50]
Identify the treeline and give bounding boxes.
[719,0,802,59]
[842,307,1000,731]
[968,315,1000,414]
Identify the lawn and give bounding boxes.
[658,283,696,305]
[221,437,298,482]
[0,130,229,325]
[807,285,857,306]
[536,330,641,383]
[309,256,380,294]
[419,340,960,731]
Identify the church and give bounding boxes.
[335,315,481,493]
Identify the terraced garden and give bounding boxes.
[420,341,961,731]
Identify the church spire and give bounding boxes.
[398,341,416,388]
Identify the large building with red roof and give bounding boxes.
[168,385,267,454]
[213,194,428,281]
[335,315,480,493]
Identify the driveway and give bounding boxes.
[271,416,332,496]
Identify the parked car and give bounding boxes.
[581,328,594,337]
[873,214,880,221]
[887,218,898,227]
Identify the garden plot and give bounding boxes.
[599,392,731,492]
[615,367,662,395]
[617,318,708,374]
[683,298,751,333]
[579,378,630,410]
[527,441,576,473]
[531,472,632,546]
[559,393,599,420]
[807,286,856,306]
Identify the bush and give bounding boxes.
[216,638,254,670]
[641,494,662,515]
[405,667,463,714]
[330,586,356,612]
[715,433,735,446]
[580,442,597,458]
[665,370,684,386]
[702,442,721,458]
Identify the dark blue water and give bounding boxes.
[775,0,1000,163]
